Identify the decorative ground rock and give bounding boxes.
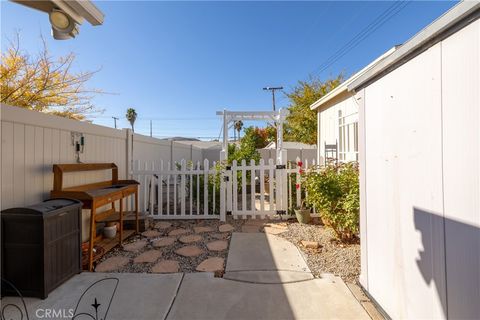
[95,256,129,272]
[151,260,180,273]
[196,257,225,272]
[152,237,176,248]
[194,226,214,233]
[155,221,172,229]
[218,224,234,232]
[142,230,161,238]
[168,228,188,236]
[133,250,162,263]
[207,240,228,252]
[123,240,147,252]
[301,240,321,249]
[175,245,204,257]
[179,234,202,244]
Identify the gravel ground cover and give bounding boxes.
[269,217,360,283]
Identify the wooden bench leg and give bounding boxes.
[88,206,96,272]
[119,199,124,244]
[135,190,139,233]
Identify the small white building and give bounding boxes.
[313,2,480,319]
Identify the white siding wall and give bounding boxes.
[360,19,479,319]
[317,96,358,163]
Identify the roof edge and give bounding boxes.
[310,47,398,111]
[348,1,480,91]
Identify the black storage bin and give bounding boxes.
[1,198,83,299]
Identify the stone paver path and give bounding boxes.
[155,221,172,229]
[194,226,215,233]
[196,257,225,272]
[218,224,234,232]
[142,230,162,238]
[263,226,287,235]
[96,256,129,272]
[207,240,228,252]
[134,250,162,263]
[151,260,180,273]
[242,225,260,233]
[152,237,176,248]
[179,234,202,244]
[123,240,147,252]
[169,228,189,237]
[175,246,204,257]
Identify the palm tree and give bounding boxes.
[126,108,137,132]
[234,120,243,141]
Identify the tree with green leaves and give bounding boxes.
[284,75,343,145]
[126,108,137,132]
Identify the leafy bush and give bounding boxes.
[303,162,359,241]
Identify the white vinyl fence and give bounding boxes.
[132,157,317,220]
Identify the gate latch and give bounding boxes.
[276,165,286,169]
[223,176,230,182]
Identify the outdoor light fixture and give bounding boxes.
[49,9,77,40]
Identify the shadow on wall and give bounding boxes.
[414,207,480,319]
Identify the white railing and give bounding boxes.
[132,157,317,220]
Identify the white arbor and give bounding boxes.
[216,108,290,164]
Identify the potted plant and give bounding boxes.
[293,160,311,223]
[294,199,311,224]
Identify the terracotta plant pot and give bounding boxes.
[294,208,311,224]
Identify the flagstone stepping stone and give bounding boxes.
[242,225,260,233]
[179,234,202,244]
[151,260,180,273]
[169,228,189,236]
[152,237,176,248]
[196,257,225,272]
[266,222,288,230]
[175,246,204,257]
[123,240,147,252]
[95,256,129,272]
[218,224,234,232]
[263,226,288,235]
[142,230,161,238]
[206,240,228,252]
[155,221,172,229]
[210,233,229,240]
[133,250,162,263]
[194,226,215,233]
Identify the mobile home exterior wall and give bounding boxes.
[357,16,479,319]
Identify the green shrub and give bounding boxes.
[303,162,359,241]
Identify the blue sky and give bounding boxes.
[2,1,457,139]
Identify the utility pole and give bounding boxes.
[112,116,119,129]
[263,86,283,111]
[150,120,153,137]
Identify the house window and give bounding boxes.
[338,110,359,162]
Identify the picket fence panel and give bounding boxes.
[131,157,316,220]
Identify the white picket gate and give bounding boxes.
[131,158,316,221]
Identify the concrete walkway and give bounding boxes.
[2,232,370,320]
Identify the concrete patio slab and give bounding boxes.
[167,273,370,320]
[2,272,182,320]
[225,233,310,273]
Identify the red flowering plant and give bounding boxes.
[293,160,309,210]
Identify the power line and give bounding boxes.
[313,1,410,75]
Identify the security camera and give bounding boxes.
[49,9,77,40]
